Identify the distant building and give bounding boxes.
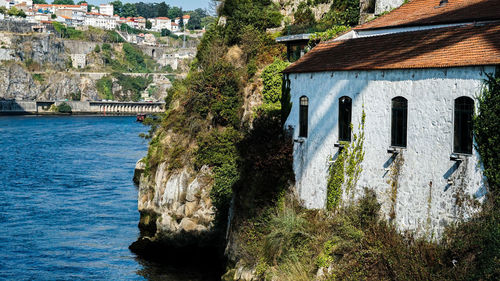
[150,17,171,31]
[34,3,87,14]
[85,12,116,30]
[99,4,113,17]
[171,22,179,32]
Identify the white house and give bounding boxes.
[150,16,171,31]
[84,12,116,30]
[99,4,113,17]
[282,0,500,237]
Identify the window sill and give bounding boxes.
[387,146,406,154]
[450,152,471,161]
[294,138,306,144]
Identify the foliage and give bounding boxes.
[96,75,113,100]
[186,61,242,127]
[52,22,84,40]
[186,8,209,30]
[309,25,350,42]
[219,0,282,45]
[284,0,359,35]
[52,0,74,4]
[57,102,72,113]
[94,44,101,53]
[474,72,500,201]
[33,0,47,4]
[32,73,44,83]
[294,2,316,26]
[112,72,152,101]
[195,127,242,169]
[258,59,290,115]
[326,109,365,211]
[7,7,26,18]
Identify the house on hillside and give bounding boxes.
[282,0,500,237]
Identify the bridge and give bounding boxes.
[0,100,165,115]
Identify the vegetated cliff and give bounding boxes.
[0,32,168,102]
[132,1,499,280]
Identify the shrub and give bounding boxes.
[102,43,111,51]
[94,44,101,53]
[57,102,72,113]
[259,59,290,115]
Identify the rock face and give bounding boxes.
[14,34,67,70]
[0,63,40,100]
[133,161,216,248]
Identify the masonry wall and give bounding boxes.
[284,66,495,237]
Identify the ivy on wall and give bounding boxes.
[326,109,366,211]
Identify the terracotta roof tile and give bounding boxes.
[283,23,500,73]
[357,0,500,30]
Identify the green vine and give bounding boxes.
[326,109,366,211]
[388,152,404,222]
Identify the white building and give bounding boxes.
[150,17,171,31]
[99,4,113,17]
[84,12,116,30]
[33,3,87,14]
[282,0,500,237]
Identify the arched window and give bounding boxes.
[299,96,308,138]
[338,96,352,142]
[391,97,408,147]
[454,97,474,154]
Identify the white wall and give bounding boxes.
[284,66,495,237]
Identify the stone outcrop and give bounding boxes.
[0,63,40,100]
[131,160,216,251]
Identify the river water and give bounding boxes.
[0,116,218,280]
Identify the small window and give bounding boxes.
[391,97,408,147]
[299,96,308,138]
[338,96,352,142]
[454,97,474,154]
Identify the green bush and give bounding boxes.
[57,102,72,113]
[102,43,111,51]
[94,44,101,53]
[259,59,290,114]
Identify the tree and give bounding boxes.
[51,14,57,19]
[110,0,123,16]
[122,3,137,17]
[157,2,170,17]
[77,0,87,4]
[167,6,182,19]
[0,7,7,15]
[52,0,75,5]
[146,20,152,29]
[187,8,208,30]
[7,7,26,18]
[33,0,48,4]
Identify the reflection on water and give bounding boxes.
[0,116,219,280]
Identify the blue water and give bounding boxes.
[0,116,213,280]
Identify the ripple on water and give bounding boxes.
[0,116,218,280]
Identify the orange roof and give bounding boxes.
[283,23,500,73]
[60,15,71,19]
[171,22,178,26]
[357,0,500,30]
[182,15,190,19]
[35,4,85,8]
[156,17,170,20]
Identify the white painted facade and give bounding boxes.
[84,13,117,30]
[99,4,113,17]
[284,66,495,237]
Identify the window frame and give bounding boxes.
[391,96,408,148]
[453,96,474,155]
[338,96,352,142]
[299,96,309,138]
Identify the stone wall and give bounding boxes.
[0,20,56,34]
[284,66,495,237]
